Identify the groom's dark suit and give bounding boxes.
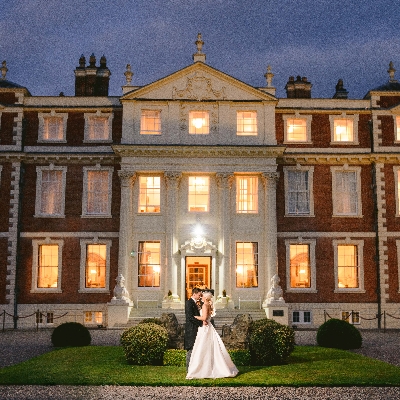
[184,297,202,351]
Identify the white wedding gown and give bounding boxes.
[186,313,239,379]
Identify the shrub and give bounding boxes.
[139,317,163,326]
[120,322,168,365]
[317,318,362,350]
[249,318,295,365]
[163,349,186,366]
[51,322,91,347]
[228,349,251,366]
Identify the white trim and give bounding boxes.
[83,111,113,143]
[394,166,400,217]
[30,238,63,293]
[24,146,114,153]
[236,110,258,136]
[333,239,365,293]
[331,165,362,217]
[38,111,68,143]
[291,310,312,324]
[283,113,312,143]
[21,231,119,238]
[34,165,67,218]
[394,116,400,142]
[78,239,112,293]
[278,231,375,238]
[329,113,359,145]
[285,238,317,293]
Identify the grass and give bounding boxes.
[0,346,400,386]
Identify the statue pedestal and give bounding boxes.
[263,300,289,326]
[215,296,234,310]
[107,298,133,328]
[161,299,184,309]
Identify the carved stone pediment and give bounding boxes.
[180,237,217,254]
[173,72,226,101]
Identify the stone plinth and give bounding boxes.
[264,300,289,326]
[107,298,133,327]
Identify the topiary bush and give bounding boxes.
[51,322,91,347]
[163,349,187,366]
[317,318,362,350]
[228,349,251,366]
[139,317,163,326]
[121,322,169,365]
[249,318,295,365]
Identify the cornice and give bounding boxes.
[112,145,286,159]
[0,152,118,164]
[283,153,400,165]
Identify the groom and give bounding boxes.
[184,287,204,371]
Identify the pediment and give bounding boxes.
[121,63,276,102]
[390,103,400,113]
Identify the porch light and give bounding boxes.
[130,250,136,257]
[192,117,205,129]
[193,224,204,237]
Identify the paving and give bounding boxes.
[0,329,399,399]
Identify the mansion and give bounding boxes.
[1,36,400,329]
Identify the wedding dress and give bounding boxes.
[186,312,239,379]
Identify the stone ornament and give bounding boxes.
[112,274,130,301]
[266,274,284,302]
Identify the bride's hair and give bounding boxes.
[202,291,216,317]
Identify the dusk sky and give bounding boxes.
[1,0,399,99]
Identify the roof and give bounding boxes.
[0,79,27,90]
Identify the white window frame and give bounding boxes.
[341,311,360,325]
[30,238,63,293]
[34,165,67,218]
[283,114,312,143]
[292,310,312,325]
[138,175,161,213]
[331,166,362,217]
[38,111,68,142]
[329,114,359,144]
[333,239,365,293]
[79,239,111,293]
[285,238,317,293]
[235,241,259,288]
[84,311,104,325]
[394,116,400,142]
[236,176,258,214]
[236,111,258,136]
[84,111,113,142]
[188,176,210,212]
[140,109,162,135]
[394,166,400,216]
[284,166,314,216]
[82,166,113,218]
[189,111,209,135]
[138,240,161,288]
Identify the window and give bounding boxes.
[189,111,209,134]
[237,111,257,136]
[84,112,113,141]
[396,116,400,141]
[330,114,359,144]
[331,167,362,216]
[236,176,258,213]
[395,167,400,216]
[140,110,161,135]
[292,311,311,324]
[79,239,111,293]
[341,311,360,325]
[188,176,209,212]
[333,240,365,292]
[138,241,161,287]
[31,239,63,293]
[284,167,314,216]
[139,176,160,213]
[283,115,312,143]
[38,112,67,142]
[35,166,67,217]
[82,167,113,217]
[84,311,103,325]
[236,242,258,288]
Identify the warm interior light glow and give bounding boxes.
[192,118,204,129]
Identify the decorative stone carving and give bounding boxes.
[112,274,130,302]
[124,64,133,86]
[221,314,253,350]
[181,238,217,253]
[118,170,136,187]
[266,274,284,303]
[216,172,234,189]
[164,171,182,188]
[261,172,280,189]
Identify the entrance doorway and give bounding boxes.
[185,256,211,299]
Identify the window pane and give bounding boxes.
[237,111,257,135]
[189,111,209,134]
[287,171,310,215]
[334,119,353,141]
[86,171,109,214]
[336,171,357,214]
[138,241,161,287]
[236,177,258,213]
[293,311,300,323]
[85,244,106,288]
[396,116,400,141]
[44,117,63,140]
[304,311,311,323]
[188,176,209,212]
[139,176,161,213]
[38,245,58,288]
[287,118,307,141]
[290,244,311,288]
[236,242,258,288]
[338,245,359,288]
[141,110,161,134]
[40,170,62,215]
[88,117,108,140]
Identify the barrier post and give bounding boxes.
[2,310,5,332]
[383,311,386,333]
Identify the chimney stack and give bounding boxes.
[285,75,312,98]
[332,79,348,99]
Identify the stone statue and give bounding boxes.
[112,274,130,301]
[266,274,284,302]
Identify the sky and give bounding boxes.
[1,0,399,99]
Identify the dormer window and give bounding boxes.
[189,111,209,134]
[140,110,161,135]
[237,111,257,136]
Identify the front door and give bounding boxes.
[185,256,211,299]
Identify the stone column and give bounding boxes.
[261,172,280,305]
[164,171,182,307]
[216,173,234,301]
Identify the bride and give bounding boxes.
[186,291,239,379]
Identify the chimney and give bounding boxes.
[332,79,348,99]
[285,75,312,98]
[74,54,111,96]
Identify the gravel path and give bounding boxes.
[1,329,400,399]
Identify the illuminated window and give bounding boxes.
[290,244,311,288]
[286,169,312,215]
[396,116,400,141]
[140,110,161,135]
[189,111,209,134]
[84,113,113,141]
[138,241,161,287]
[85,244,106,288]
[139,176,160,213]
[330,115,359,144]
[342,311,360,324]
[236,176,258,213]
[337,245,359,289]
[85,311,103,325]
[35,166,67,217]
[38,112,67,142]
[83,169,112,216]
[332,169,361,216]
[188,176,209,212]
[287,118,307,141]
[236,242,258,288]
[37,245,59,288]
[237,111,257,135]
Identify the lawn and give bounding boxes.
[1,346,399,386]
